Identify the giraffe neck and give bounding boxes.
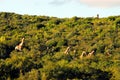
[64,47,70,54]
[88,50,94,57]
[19,42,23,46]
[19,38,24,46]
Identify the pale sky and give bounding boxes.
[0,0,120,18]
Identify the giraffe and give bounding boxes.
[105,52,111,56]
[80,51,87,59]
[64,46,71,54]
[87,50,95,57]
[15,38,24,51]
[80,49,96,59]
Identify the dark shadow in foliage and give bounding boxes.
[47,67,112,80]
[0,64,20,80]
[36,23,45,29]
[87,21,94,26]
[0,43,14,59]
[96,45,105,53]
[3,25,16,31]
[10,67,20,79]
[108,16,116,21]
[21,57,43,75]
[62,54,73,62]
[53,47,60,52]
[39,44,47,52]
[46,39,57,48]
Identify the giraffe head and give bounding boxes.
[21,38,25,42]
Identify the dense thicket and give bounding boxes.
[0,12,120,80]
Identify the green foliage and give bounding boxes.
[0,12,120,80]
[108,16,116,21]
[115,17,120,28]
[46,39,57,47]
[57,39,68,47]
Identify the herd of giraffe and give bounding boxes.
[15,38,111,58]
[64,46,111,59]
[64,46,96,59]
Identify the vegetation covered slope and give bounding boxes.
[0,12,120,80]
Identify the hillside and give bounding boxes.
[0,12,120,80]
